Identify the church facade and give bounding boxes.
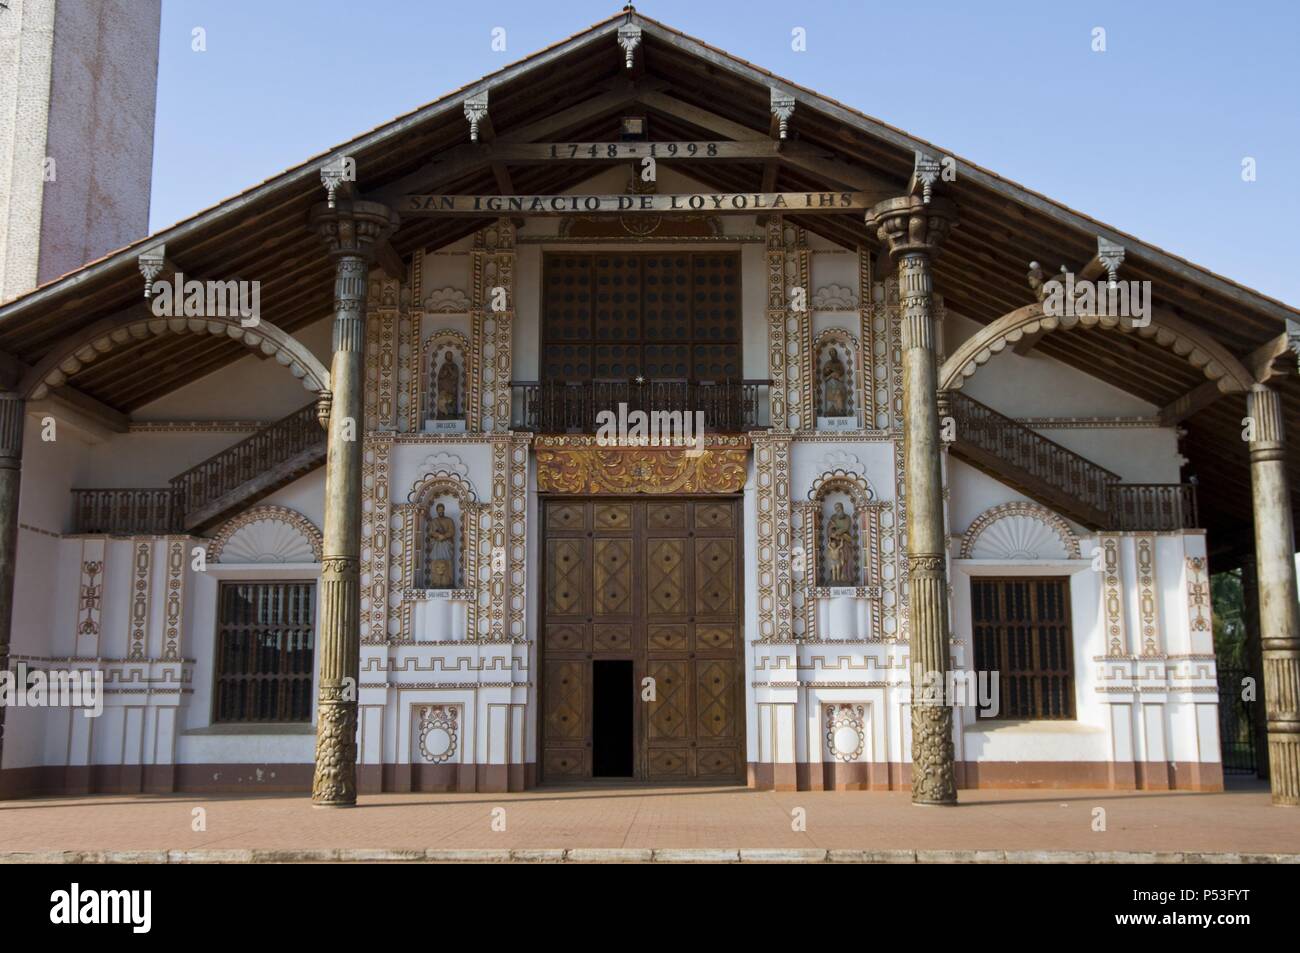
[2,9,1298,805]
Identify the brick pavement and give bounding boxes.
[1,779,1297,862]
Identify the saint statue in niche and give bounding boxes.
[428,503,456,588]
[435,350,460,419]
[823,501,855,586]
[822,346,848,417]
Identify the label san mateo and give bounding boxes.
[402,191,869,215]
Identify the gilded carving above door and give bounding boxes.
[535,435,750,495]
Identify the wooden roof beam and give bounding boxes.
[31,386,130,437]
[373,240,406,283]
[0,348,129,429]
[366,86,652,205]
[638,90,898,200]
[464,93,527,229]
[1247,322,1300,383]
[1158,380,1223,427]
[1160,322,1300,426]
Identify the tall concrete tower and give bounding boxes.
[0,0,161,301]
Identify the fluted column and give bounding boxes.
[308,200,398,806]
[866,194,957,805]
[1246,384,1300,805]
[0,393,24,778]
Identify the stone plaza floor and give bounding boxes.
[1,778,1297,863]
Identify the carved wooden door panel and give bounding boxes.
[541,502,591,779]
[541,498,743,783]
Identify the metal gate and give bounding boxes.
[1216,667,1258,774]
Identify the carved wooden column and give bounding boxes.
[1246,384,1300,804]
[0,393,24,777]
[309,200,398,806]
[866,194,957,805]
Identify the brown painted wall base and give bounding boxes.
[2,759,1223,798]
[0,763,537,798]
[749,761,1224,792]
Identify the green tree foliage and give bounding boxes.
[1212,569,1246,671]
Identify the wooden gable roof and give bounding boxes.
[0,7,1295,565]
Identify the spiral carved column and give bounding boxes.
[309,200,398,806]
[0,393,24,781]
[1247,384,1300,805]
[866,194,957,805]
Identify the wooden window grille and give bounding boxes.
[215,581,315,723]
[970,577,1075,720]
[541,252,741,383]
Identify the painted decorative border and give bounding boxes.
[129,539,153,660]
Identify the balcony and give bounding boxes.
[510,379,772,433]
[1106,483,1200,532]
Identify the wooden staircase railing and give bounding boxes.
[170,402,322,521]
[942,390,1198,531]
[69,402,326,535]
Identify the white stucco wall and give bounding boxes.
[3,196,1217,787]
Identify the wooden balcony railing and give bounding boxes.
[1106,482,1199,532]
[71,488,179,535]
[170,402,323,517]
[510,379,771,433]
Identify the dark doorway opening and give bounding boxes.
[592,660,634,777]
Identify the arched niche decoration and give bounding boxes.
[803,469,882,589]
[422,329,471,425]
[21,313,331,402]
[960,501,1081,560]
[207,505,323,563]
[938,302,1255,396]
[404,468,482,591]
[813,327,861,425]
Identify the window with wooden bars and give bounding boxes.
[970,577,1075,720]
[214,581,315,724]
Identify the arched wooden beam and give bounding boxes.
[19,309,331,402]
[938,302,1255,395]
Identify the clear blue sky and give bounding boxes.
[151,0,1300,304]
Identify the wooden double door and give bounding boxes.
[541,498,745,783]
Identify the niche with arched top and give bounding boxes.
[814,329,861,428]
[422,331,469,432]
